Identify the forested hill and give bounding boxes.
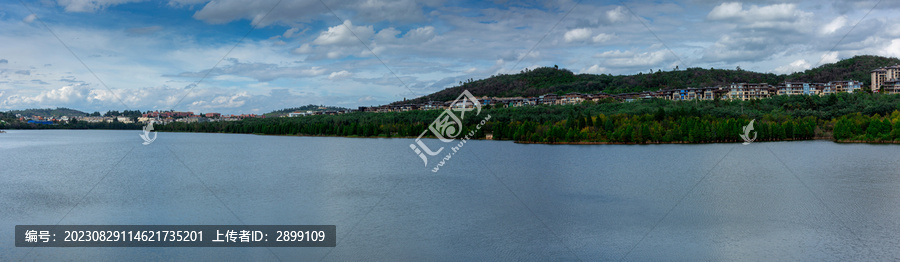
[785,55,900,83]
[397,55,900,104]
[4,108,87,117]
[264,104,349,117]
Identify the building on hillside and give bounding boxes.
[116,116,134,124]
[777,82,811,96]
[77,116,111,123]
[398,104,419,111]
[421,101,445,110]
[478,97,495,106]
[726,83,774,101]
[615,92,656,102]
[496,97,525,107]
[560,93,586,104]
[884,80,900,94]
[450,99,478,110]
[177,117,209,123]
[375,105,395,113]
[137,117,156,123]
[142,111,194,118]
[539,93,558,105]
[805,83,825,95]
[664,86,726,101]
[586,93,610,102]
[871,64,900,92]
[827,80,862,94]
[656,89,677,100]
[288,111,313,117]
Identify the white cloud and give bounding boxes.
[358,95,375,103]
[707,2,811,31]
[313,20,374,46]
[564,28,592,43]
[772,59,811,74]
[820,51,839,64]
[594,49,672,68]
[0,84,121,108]
[580,64,606,74]
[23,14,37,23]
[707,2,743,20]
[702,35,774,62]
[820,16,847,35]
[592,33,613,43]
[374,27,402,44]
[328,70,352,80]
[188,0,431,27]
[283,27,300,38]
[0,83,346,114]
[709,2,797,21]
[402,26,435,43]
[607,6,628,23]
[171,59,327,82]
[352,0,426,22]
[885,39,900,58]
[56,0,146,13]
[292,43,313,54]
[190,92,249,109]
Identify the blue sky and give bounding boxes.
[1,0,899,114]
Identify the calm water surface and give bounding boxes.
[1,130,900,261]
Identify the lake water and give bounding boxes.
[2,130,900,261]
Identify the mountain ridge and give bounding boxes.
[396,55,900,105]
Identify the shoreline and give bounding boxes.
[218,132,900,145]
[7,128,900,145]
[513,138,826,145]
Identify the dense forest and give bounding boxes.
[399,55,900,104]
[152,92,900,144]
[833,112,900,142]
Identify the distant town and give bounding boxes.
[14,112,266,125]
[358,64,900,113]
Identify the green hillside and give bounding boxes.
[398,55,900,104]
[786,55,900,84]
[4,107,88,117]
[264,104,349,117]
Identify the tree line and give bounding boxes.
[151,92,900,144]
[8,92,900,144]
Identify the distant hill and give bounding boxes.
[264,104,349,117]
[4,107,87,117]
[397,55,900,104]
[785,55,900,84]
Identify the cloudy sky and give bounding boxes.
[1,0,898,114]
